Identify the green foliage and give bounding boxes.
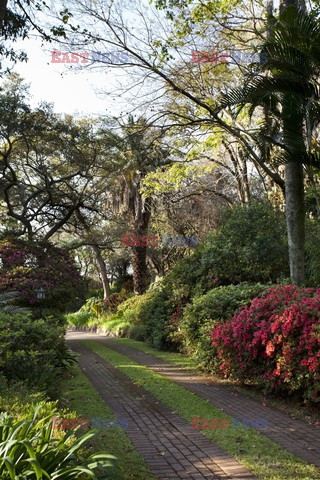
[0,405,118,479]
[141,163,214,196]
[0,312,70,396]
[0,374,54,420]
[0,291,27,314]
[162,201,288,302]
[101,288,174,349]
[66,293,131,328]
[68,201,290,361]
[179,283,271,369]
[66,310,93,329]
[162,246,206,302]
[200,202,289,285]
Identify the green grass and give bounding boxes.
[113,337,198,369]
[82,339,320,480]
[110,337,320,424]
[60,363,157,480]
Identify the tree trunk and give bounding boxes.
[132,243,149,295]
[280,0,306,285]
[131,181,151,295]
[91,245,110,299]
[285,162,305,285]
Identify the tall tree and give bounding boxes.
[0,76,112,242]
[281,0,307,285]
[108,117,172,294]
[218,1,320,284]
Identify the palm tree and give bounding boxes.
[110,117,172,294]
[217,3,320,284]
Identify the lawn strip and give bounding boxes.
[83,339,320,480]
[113,337,320,424]
[61,362,157,480]
[115,337,198,369]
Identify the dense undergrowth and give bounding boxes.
[0,305,117,479]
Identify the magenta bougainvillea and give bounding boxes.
[211,285,320,402]
[0,239,85,309]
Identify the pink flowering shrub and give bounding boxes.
[211,285,320,402]
[0,239,86,311]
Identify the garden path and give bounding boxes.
[68,331,256,480]
[89,334,320,469]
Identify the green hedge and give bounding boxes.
[179,283,271,369]
[0,312,71,396]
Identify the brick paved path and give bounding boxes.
[69,331,320,469]
[68,333,256,480]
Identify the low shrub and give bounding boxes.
[0,312,70,396]
[66,310,93,329]
[101,292,130,314]
[101,288,175,349]
[0,405,118,479]
[211,285,320,402]
[160,201,288,307]
[179,283,270,369]
[0,373,48,418]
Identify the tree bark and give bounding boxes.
[131,179,151,295]
[132,243,149,295]
[280,0,306,285]
[91,244,110,299]
[285,161,305,284]
[131,203,151,294]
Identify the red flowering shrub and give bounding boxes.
[0,239,86,311]
[211,285,320,402]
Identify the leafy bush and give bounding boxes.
[211,285,320,402]
[179,283,270,369]
[66,292,131,329]
[0,405,118,479]
[200,201,289,285]
[161,201,288,306]
[101,292,130,314]
[66,310,93,329]
[0,312,70,395]
[0,239,87,312]
[101,288,175,349]
[163,247,208,302]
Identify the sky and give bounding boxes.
[12,35,127,118]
